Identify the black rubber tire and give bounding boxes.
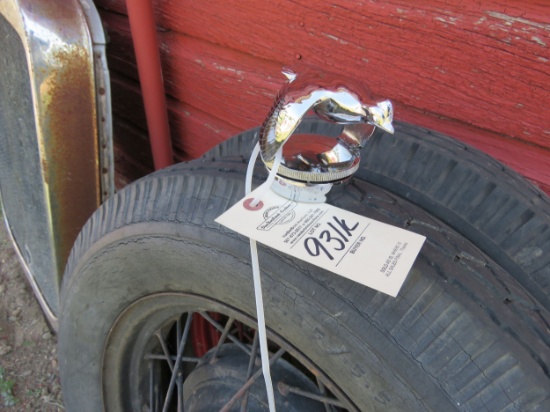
[205,120,550,312]
[59,121,550,411]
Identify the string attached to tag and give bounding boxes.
[246,143,283,207]
[244,142,282,412]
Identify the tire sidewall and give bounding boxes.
[60,221,440,411]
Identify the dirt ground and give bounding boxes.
[0,211,63,410]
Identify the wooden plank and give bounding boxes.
[110,72,242,159]
[101,11,282,128]
[112,118,154,187]
[110,67,550,190]
[97,5,550,192]
[96,0,550,148]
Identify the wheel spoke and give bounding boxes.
[199,311,250,355]
[162,313,193,412]
[220,347,286,412]
[176,318,183,412]
[317,379,336,412]
[144,354,200,363]
[211,316,236,360]
[240,331,260,412]
[278,382,346,408]
[149,361,155,412]
[155,330,174,372]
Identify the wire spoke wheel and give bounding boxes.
[104,294,355,412]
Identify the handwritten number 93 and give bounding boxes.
[304,217,359,260]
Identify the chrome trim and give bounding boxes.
[260,71,394,186]
[0,0,103,317]
[94,45,115,200]
[79,0,115,200]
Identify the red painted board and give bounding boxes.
[96,0,550,149]
[96,4,550,193]
[101,11,281,126]
[110,72,242,159]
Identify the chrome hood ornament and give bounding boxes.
[259,70,394,201]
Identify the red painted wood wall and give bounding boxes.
[93,0,550,193]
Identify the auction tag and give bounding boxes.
[216,186,425,297]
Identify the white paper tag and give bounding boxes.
[216,187,426,297]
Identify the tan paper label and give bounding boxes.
[216,187,425,297]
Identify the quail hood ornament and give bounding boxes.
[259,70,394,201]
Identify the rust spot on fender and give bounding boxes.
[42,43,100,271]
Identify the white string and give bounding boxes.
[245,143,260,195]
[246,143,283,208]
[245,142,283,412]
[248,239,274,410]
